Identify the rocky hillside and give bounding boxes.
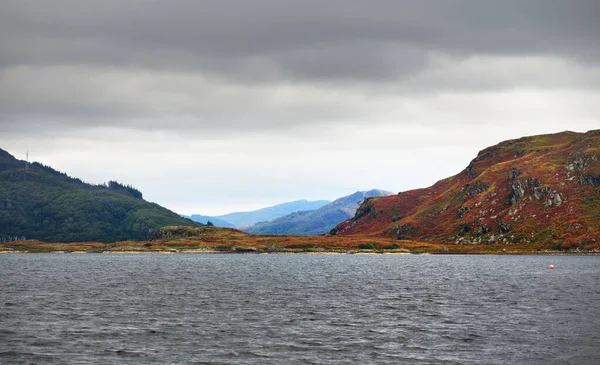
[334,130,600,250]
[245,189,394,235]
[0,149,200,242]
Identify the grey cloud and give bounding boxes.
[0,65,371,134]
[2,0,599,79]
[1,0,599,135]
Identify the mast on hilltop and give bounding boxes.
[25,151,29,170]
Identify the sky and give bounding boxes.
[1,0,599,215]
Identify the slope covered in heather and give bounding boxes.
[245,189,394,235]
[0,149,200,242]
[334,130,600,250]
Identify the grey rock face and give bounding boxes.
[580,175,600,187]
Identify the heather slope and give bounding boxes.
[245,189,394,235]
[335,130,600,250]
[0,149,200,242]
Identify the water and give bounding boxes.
[1,254,599,364]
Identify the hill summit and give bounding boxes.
[334,130,600,250]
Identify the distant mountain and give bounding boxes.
[0,149,200,243]
[334,130,600,250]
[207,199,331,228]
[188,214,236,228]
[244,190,394,235]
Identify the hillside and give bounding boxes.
[0,149,200,242]
[245,189,394,235]
[334,130,600,250]
[210,199,331,228]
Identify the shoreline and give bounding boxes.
[2,230,598,255]
[1,249,598,256]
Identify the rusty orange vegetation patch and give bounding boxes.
[0,226,586,254]
[334,130,600,251]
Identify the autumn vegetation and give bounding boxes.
[335,130,600,251]
[0,226,591,254]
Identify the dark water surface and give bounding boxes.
[1,254,599,364]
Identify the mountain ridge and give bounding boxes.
[186,214,237,228]
[245,189,394,235]
[201,199,331,228]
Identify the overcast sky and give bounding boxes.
[1,1,599,215]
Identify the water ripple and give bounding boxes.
[1,254,599,364]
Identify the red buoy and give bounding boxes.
[549,265,555,269]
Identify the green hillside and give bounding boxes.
[0,149,200,242]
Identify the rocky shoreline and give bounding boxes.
[2,227,598,255]
[1,248,598,255]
